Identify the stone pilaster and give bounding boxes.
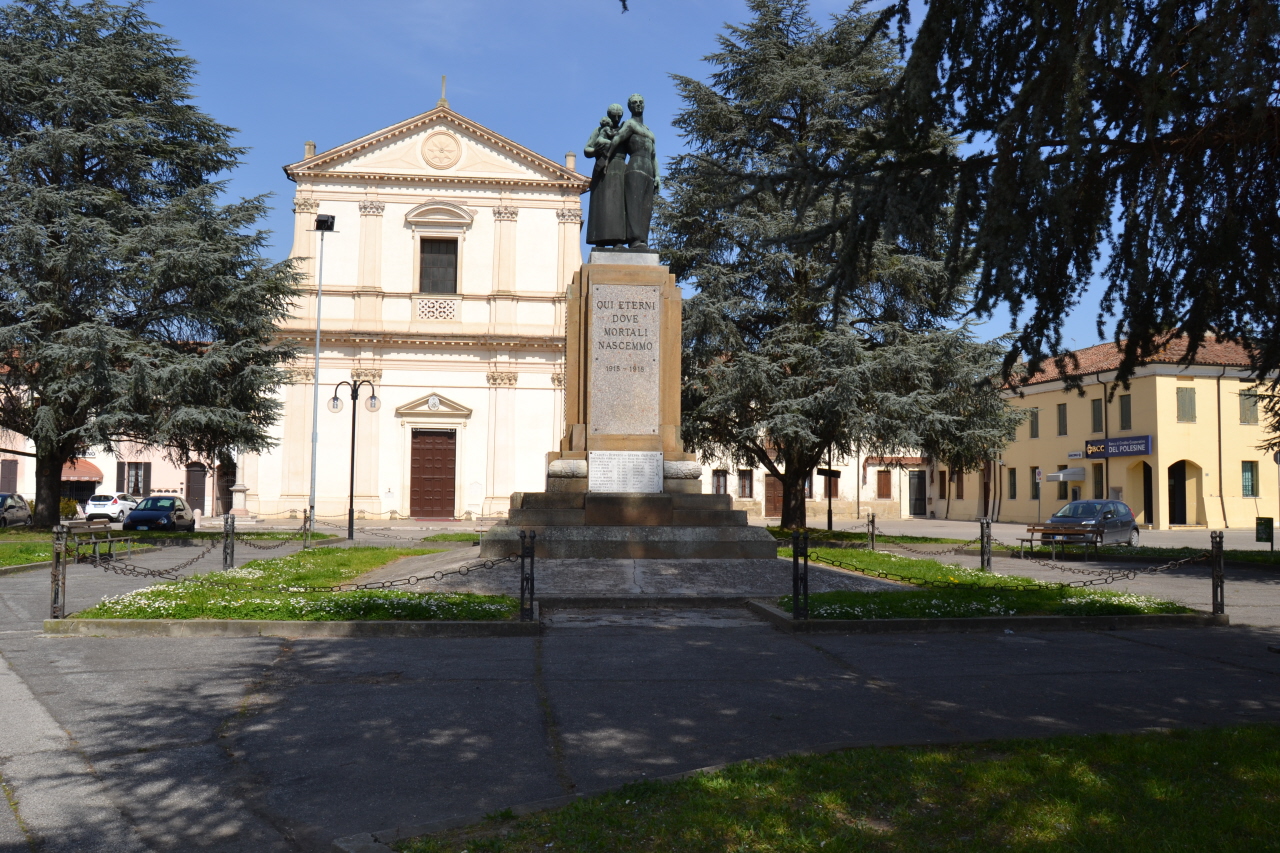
[290,197,319,284]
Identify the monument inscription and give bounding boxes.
[588,451,663,493]
[589,283,660,435]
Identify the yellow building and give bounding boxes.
[984,337,1277,530]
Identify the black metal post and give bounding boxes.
[800,531,809,619]
[980,517,992,571]
[519,530,536,622]
[302,508,311,550]
[348,382,358,540]
[223,512,235,571]
[1211,530,1225,616]
[791,531,800,619]
[868,512,877,552]
[50,525,67,619]
[826,447,833,532]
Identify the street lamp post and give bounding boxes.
[307,214,336,538]
[328,380,380,539]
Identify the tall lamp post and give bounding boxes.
[307,213,336,537]
[328,379,380,539]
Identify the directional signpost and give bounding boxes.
[1258,517,1275,552]
[817,464,841,532]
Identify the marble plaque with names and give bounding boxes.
[589,284,661,435]
[588,451,663,493]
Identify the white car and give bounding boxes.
[84,493,138,522]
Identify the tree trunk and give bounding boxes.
[779,472,809,530]
[34,448,65,528]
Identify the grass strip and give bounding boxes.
[996,542,1280,566]
[769,526,970,545]
[422,532,484,542]
[74,546,517,622]
[783,548,1190,619]
[395,724,1280,853]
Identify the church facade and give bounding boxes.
[243,104,589,521]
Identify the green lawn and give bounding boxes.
[769,526,971,545]
[0,529,333,568]
[782,548,1190,619]
[997,541,1280,566]
[422,532,483,542]
[74,546,517,621]
[0,541,54,566]
[395,724,1280,853]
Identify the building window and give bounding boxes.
[0,459,16,494]
[712,470,728,495]
[1243,461,1259,498]
[826,472,841,499]
[1240,389,1260,425]
[1030,467,1040,500]
[737,470,754,499]
[419,238,458,293]
[1119,394,1132,430]
[1057,464,1069,501]
[1007,467,1017,500]
[938,469,948,499]
[1176,386,1196,423]
[124,462,151,497]
[1093,463,1104,500]
[1057,403,1068,436]
[1091,398,1103,433]
[804,474,814,500]
[955,471,965,500]
[1029,408,1040,439]
[875,470,890,500]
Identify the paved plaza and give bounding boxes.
[1,536,1278,852]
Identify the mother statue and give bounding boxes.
[583,104,625,246]
[604,94,659,249]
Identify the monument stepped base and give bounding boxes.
[481,492,779,560]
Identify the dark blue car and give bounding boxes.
[123,496,196,532]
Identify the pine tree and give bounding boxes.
[889,0,1278,390]
[0,1,299,525]
[659,0,1020,529]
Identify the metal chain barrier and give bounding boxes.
[811,549,1211,591]
[236,516,311,550]
[879,537,982,558]
[314,518,429,543]
[87,538,222,582]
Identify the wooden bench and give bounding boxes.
[64,519,111,533]
[1021,524,1102,561]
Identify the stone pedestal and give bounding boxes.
[488,252,777,562]
[481,493,778,559]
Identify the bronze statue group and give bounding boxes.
[583,94,658,249]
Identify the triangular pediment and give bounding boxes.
[285,107,588,190]
[395,392,472,418]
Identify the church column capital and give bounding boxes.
[487,371,518,387]
[293,197,320,215]
[493,205,519,222]
[556,207,583,224]
[358,200,386,216]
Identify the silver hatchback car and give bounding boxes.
[84,492,138,522]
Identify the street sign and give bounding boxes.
[1066,451,1084,459]
[1035,469,1044,482]
[816,468,841,479]
[1258,517,1274,544]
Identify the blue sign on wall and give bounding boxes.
[1085,435,1153,458]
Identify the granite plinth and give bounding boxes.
[480,524,778,560]
[487,492,774,559]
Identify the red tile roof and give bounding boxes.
[1017,335,1253,387]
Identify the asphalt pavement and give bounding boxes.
[0,537,1278,852]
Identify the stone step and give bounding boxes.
[513,493,586,511]
[507,508,587,526]
[481,524,778,560]
[671,509,748,527]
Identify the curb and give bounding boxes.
[744,600,1230,633]
[330,736,896,853]
[0,560,51,576]
[538,595,749,609]
[42,617,542,639]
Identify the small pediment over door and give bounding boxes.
[395,392,472,419]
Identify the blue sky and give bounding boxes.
[145,0,1106,350]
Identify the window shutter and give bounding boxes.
[1240,390,1259,425]
[142,462,152,496]
[1119,395,1132,430]
[116,461,126,492]
[1176,387,1196,422]
[0,459,16,494]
